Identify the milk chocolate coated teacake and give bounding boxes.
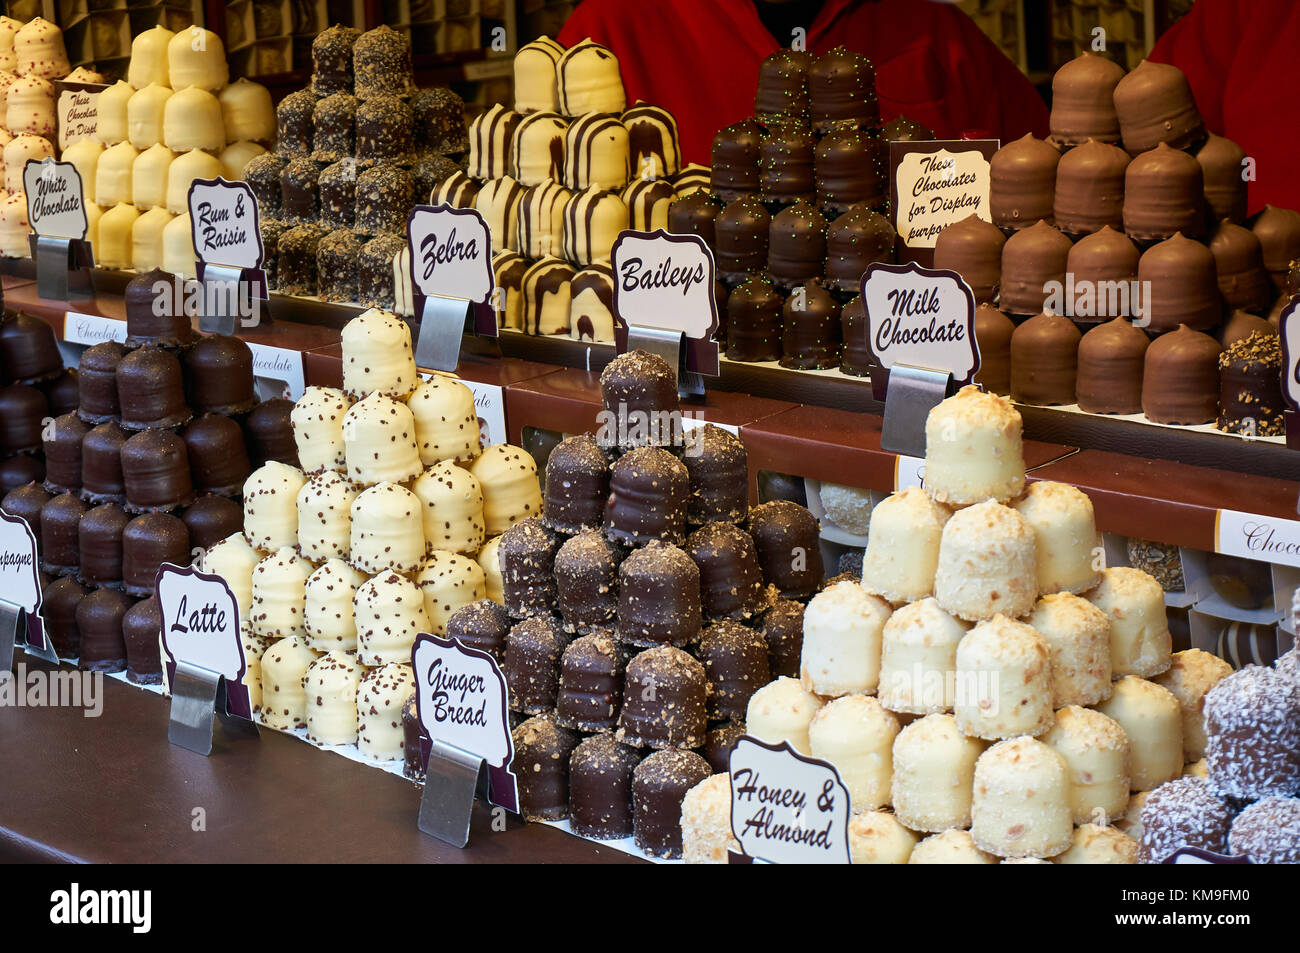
[973,303,1015,395]
[998,220,1072,316]
[933,214,1005,304]
[1122,143,1206,241]
[1010,311,1082,406]
[1053,140,1129,235]
[1141,324,1222,425]
[1138,233,1221,333]
[1076,318,1149,414]
[990,134,1059,231]
[1250,205,1300,292]
[1112,59,1205,156]
[1049,52,1125,146]
[1196,134,1248,224]
[1065,226,1140,322]
[1209,221,1272,314]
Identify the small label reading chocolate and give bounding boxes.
[889,140,997,266]
[246,343,305,401]
[894,454,926,491]
[413,633,519,812]
[861,261,980,385]
[63,312,127,345]
[728,736,851,864]
[23,158,89,240]
[155,563,252,720]
[1279,298,1300,411]
[187,178,265,270]
[611,229,720,376]
[1214,509,1300,570]
[54,81,106,150]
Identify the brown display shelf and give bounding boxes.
[0,659,637,864]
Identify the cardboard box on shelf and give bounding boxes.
[439,15,480,53]
[65,9,132,65]
[230,37,293,77]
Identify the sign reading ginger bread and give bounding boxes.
[861,260,980,385]
[729,736,851,864]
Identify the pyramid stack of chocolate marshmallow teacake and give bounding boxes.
[0,309,78,495]
[196,307,544,762]
[0,272,298,684]
[377,347,815,861]
[685,47,930,374]
[726,384,1298,864]
[240,24,469,312]
[442,36,707,344]
[932,54,1300,437]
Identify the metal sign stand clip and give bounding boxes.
[197,262,252,336]
[879,363,955,458]
[30,235,84,300]
[0,601,25,676]
[417,738,491,848]
[626,324,705,399]
[167,660,259,756]
[415,293,474,372]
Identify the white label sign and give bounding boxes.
[0,511,41,615]
[246,342,305,401]
[412,633,519,813]
[729,736,852,864]
[407,205,494,305]
[894,454,925,491]
[63,312,126,345]
[24,158,89,240]
[1215,509,1300,569]
[155,563,252,719]
[187,178,264,270]
[55,82,104,150]
[894,146,992,249]
[610,229,719,340]
[862,261,980,384]
[1280,298,1300,412]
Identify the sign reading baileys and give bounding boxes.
[860,260,980,385]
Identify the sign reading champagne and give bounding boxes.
[412,633,519,812]
[155,563,253,719]
[406,204,497,336]
[610,229,721,376]
[23,158,89,240]
[187,178,265,271]
[0,510,49,658]
[860,260,980,385]
[729,736,852,864]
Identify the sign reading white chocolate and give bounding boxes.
[412,633,519,813]
[1279,297,1300,411]
[155,563,252,719]
[55,80,106,150]
[892,143,994,250]
[246,342,305,401]
[407,205,494,305]
[861,261,980,385]
[187,178,264,270]
[23,158,89,240]
[729,735,851,864]
[63,312,126,345]
[1215,509,1300,570]
[0,510,47,657]
[610,229,721,376]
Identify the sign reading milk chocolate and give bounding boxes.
[155,563,253,720]
[729,735,851,864]
[187,178,265,270]
[413,633,519,813]
[861,261,980,385]
[54,80,107,150]
[1214,509,1300,570]
[0,510,49,658]
[1279,297,1300,411]
[890,140,997,266]
[23,158,89,240]
[610,229,720,376]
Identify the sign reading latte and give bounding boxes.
[1215,509,1300,570]
[407,205,494,305]
[23,158,89,240]
[729,736,851,864]
[187,178,264,270]
[1279,298,1300,411]
[861,260,980,384]
[412,633,519,812]
[610,229,721,376]
[155,563,253,719]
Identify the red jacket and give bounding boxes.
[557,0,1049,164]
[1150,0,1297,216]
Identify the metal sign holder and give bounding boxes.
[878,363,956,458]
[29,235,88,300]
[417,738,492,848]
[626,325,705,399]
[196,262,251,336]
[415,293,475,372]
[0,602,24,676]
[167,659,259,756]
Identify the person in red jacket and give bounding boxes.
[556,0,1049,165]
[1149,0,1298,216]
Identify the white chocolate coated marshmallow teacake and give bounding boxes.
[259,635,320,730]
[860,487,951,604]
[934,499,1038,622]
[303,650,364,745]
[249,547,314,640]
[242,461,307,551]
[341,308,419,399]
[342,391,422,487]
[303,558,366,652]
[923,384,1026,505]
[355,571,430,666]
[799,580,890,697]
[357,662,417,761]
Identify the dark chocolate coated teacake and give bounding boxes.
[616,540,701,648]
[710,118,763,201]
[76,340,128,423]
[115,346,191,432]
[76,587,135,673]
[40,575,86,658]
[632,748,713,859]
[554,529,622,636]
[542,433,608,534]
[42,412,88,495]
[77,502,130,587]
[699,619,771,721]
[122,595,164,684]
[683,423,748,525]
[754,47,812,124]
[121,511,190,597]
[124,268,195,348]
[121,429,195,513]
[605,447,689,546]
[511,712,579,822]
[598,350,680,437]
[183,333,257,416]
[713,194,770,279]
[809,46,879,132]
[767,199,827,290]
[1217,330,1286,437]
[0,311,63,382]
[0,382,48,454]
[39,492,88,575]
[502,615,564,715]
[569,733,642,840]
[181,494,245,551]
[182,414,252,497]
[748,500,824,597]
[1,481,51,531]
[244,398,300,469]
[686,521,769,621]
[617,645,708,749]
[781,277,842,370]
[554,632,625,732]
[498,516,561,620]
[444,598,511,663]
[80,421,128,504]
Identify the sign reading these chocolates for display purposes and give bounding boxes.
[154,563,253,720]
[889,140,998,267]
[610,229,721,376]
[728,736,852,864]
[23,157,89,241]
[860,260,980,386]
[0,510,52,665]
[406,204,498,337]
[54,79,108,151]
[412,633,519,813]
